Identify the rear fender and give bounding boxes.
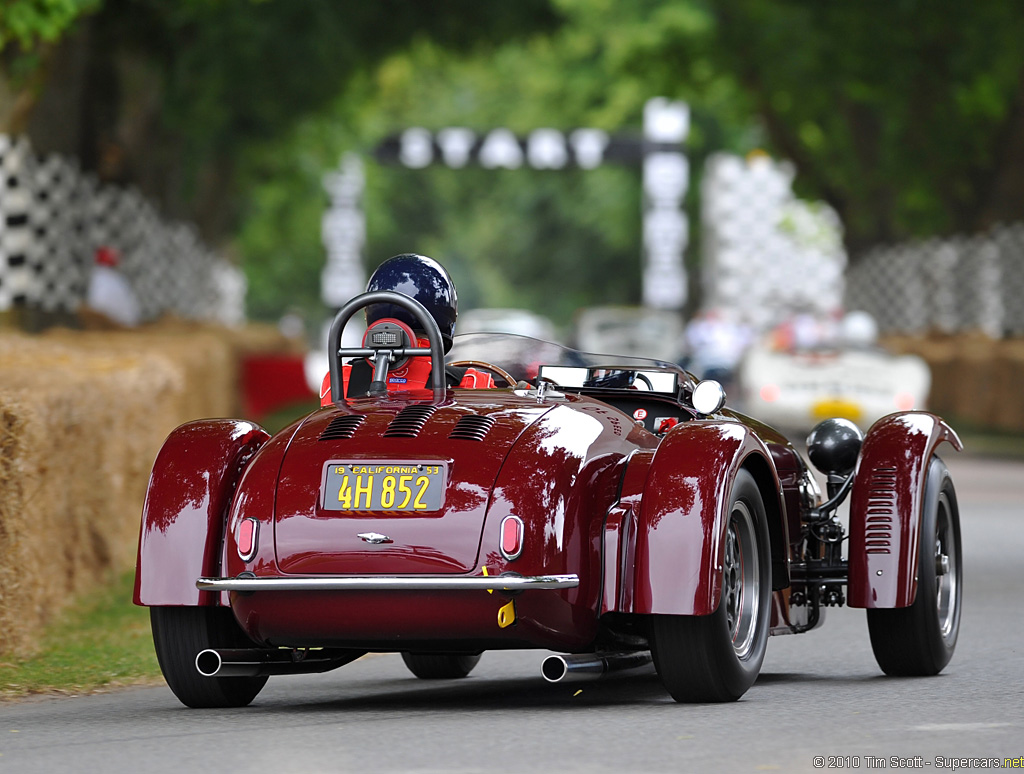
[623,422,786,616]
[848,412,962,608]
[134,420,270,606]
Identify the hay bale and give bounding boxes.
[43,324,236,420]
[945,335,999,428]
[992,340,1024,434]
[882,334,958,418]
[0,334,182,656]
[881,333,1024,434]
[0,324,295,658]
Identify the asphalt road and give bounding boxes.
[0,453,1021,774]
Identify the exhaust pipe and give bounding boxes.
[541,651,653,683]
[196,648,365,678]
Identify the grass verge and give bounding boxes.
[955,426,1024,459]
[0,571,162,700]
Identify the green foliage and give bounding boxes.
[13,0,1024,319]
[0,0,99,50]
[237,120,343,321]
[329,0,1024,298]
[0,0,99,85]
[236,18,680,326]
[618,0,1024,244]
[236,0,753,324]
[371,165,643,323]
[87,0,561,211]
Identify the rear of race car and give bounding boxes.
[207,391,637,654]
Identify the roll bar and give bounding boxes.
[327,291,447,400]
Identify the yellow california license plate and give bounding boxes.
[322,462,446,512]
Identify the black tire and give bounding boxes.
[867,456,962,676]
[151,606,268,708]
[401,652,482,679]
[650,469,772,702]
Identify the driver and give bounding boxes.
[320,253,496,403]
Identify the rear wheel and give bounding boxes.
[401,652,482,679]
[651,469,771,702]
[151,606,268,708]
[867,457,962,676]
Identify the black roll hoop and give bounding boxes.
[327,291,447,401]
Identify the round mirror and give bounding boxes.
[692,380,726,415]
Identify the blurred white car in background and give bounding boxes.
[458,308,559,341]
[575,306,685,363]
[450,308,563,381]
[737,311,931,432]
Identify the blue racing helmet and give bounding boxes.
[365,254,458,352]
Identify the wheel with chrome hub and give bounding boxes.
[867,456,962,675]
[650,469,772,702]
[722,499,762,661]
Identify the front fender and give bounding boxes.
[847,412,962,608]
[626,421,783,616]
[133,419,270,606]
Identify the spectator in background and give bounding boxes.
[839,310,879,349]
[83,246,141,327]
[769,309,839,352]
[684,307,753,393]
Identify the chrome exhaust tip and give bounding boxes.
[195,649,225,678]
[195,648,364,678]
[541,651,652,683]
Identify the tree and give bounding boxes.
[241,0,1024,322]
[11,0,1022,320]
[236,31,653,324]
[235,2,746,323]
[2,0,561,241]
[618,0,1024,248]
[0,0,100,130]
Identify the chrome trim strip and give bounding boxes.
[196,574,579,592]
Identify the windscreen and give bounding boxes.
[446,332,686,390]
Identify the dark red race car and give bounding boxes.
[134,291,963,707]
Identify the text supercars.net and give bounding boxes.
[812,756,1023,770]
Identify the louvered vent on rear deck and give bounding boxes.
[383,404,437,438]
[318,414,366,441]
[448,414,495,442]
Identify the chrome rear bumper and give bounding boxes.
[196,574,579,593]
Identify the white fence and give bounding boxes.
[0,135,245,324]
[700,152,847,330]
[845,224,1024,338]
